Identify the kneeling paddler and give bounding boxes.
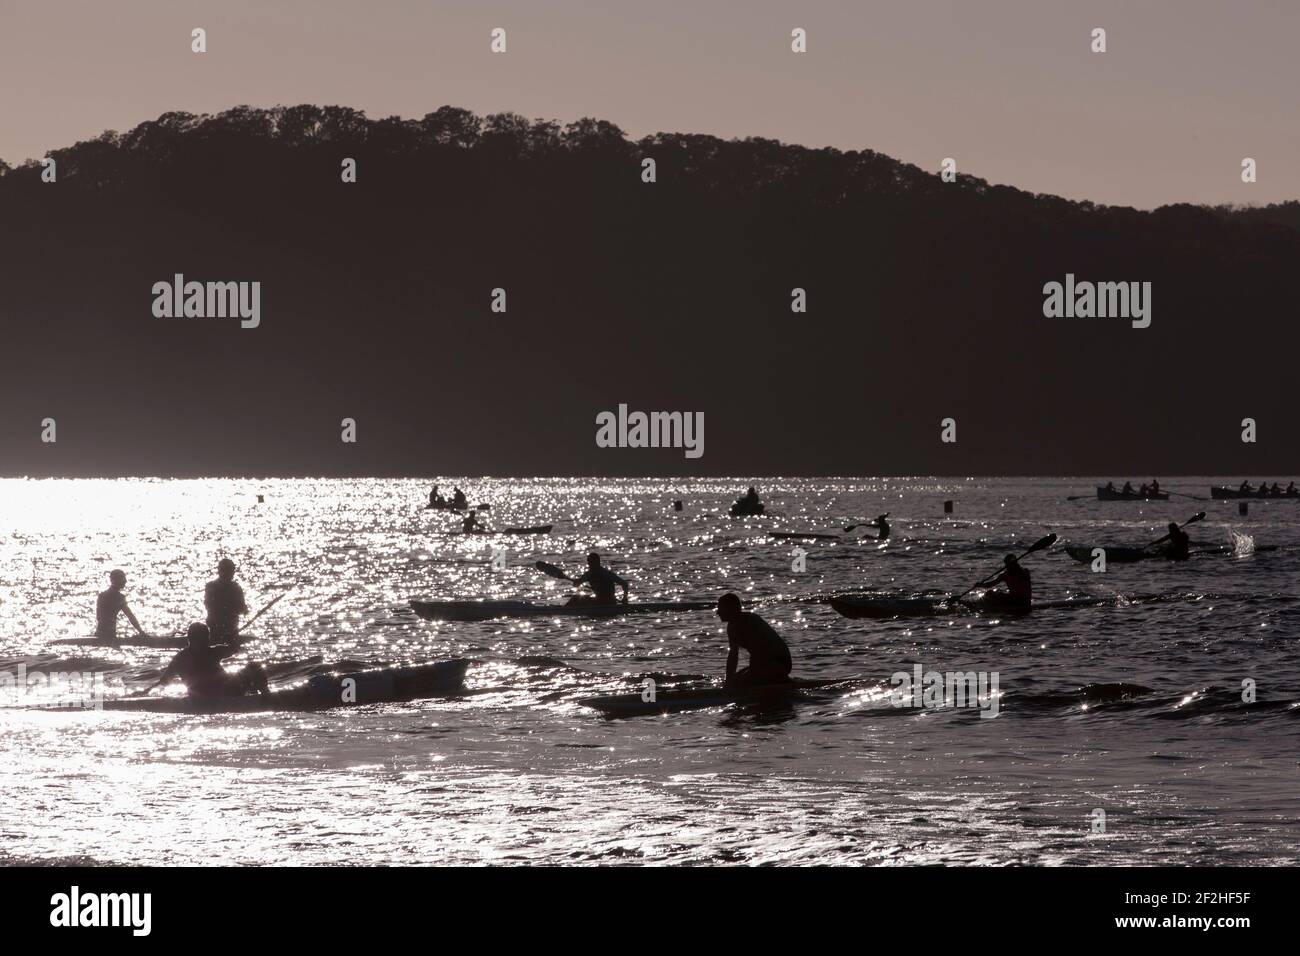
[145,623,269,698]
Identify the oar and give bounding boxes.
[534,560,577,583]
[1167,490,1207,501]
[1142,512,1205,550]
[231,591,289,645]
[946,533,1057,605]
[1066,490,1122,500]
[843,513,889,532]
[240,592,287,633]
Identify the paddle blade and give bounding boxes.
[1186,511,1206,524]
[534,560,571,580]
[1025,533,1058,554]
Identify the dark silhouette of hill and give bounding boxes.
[1,104,1297,477]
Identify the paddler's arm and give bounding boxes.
[122,602,146,636]
[722,624,743,686]
[137,658,178,695]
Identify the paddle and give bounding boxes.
[534,560,577,583]
[233,591,288,642]
[946,533,1057,605]
[843,513,889,532]
[1167,490,1207,501]
[1143,512,1205,550]
[1069,488,1169,500]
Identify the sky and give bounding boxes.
[2,0,1298,210]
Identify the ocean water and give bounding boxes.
[1,476,1297,866]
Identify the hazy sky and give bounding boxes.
[2,0,1298,208]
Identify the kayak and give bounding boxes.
[829,593,1110,619]
[729,501,765,516]
[410,599,713,622]
[51,634,188,649]
[425,502,490,511]
[580,677,852,717]
[437,525,552,536]
[1066,543,1277,564]
[769,531,839,541]
[1097,486,1169,501]
[1210,486,1298,500]
[71,660,470,714]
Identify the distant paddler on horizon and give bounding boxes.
[729,486,764,516]
[95,569,148,640]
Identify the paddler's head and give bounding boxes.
[1168,522,1179,533]
[1003,554,1019,568]
[109,568,127,589]
[586,552,602,569]
[717,592,742,622]
[186,622,211,648]
[217,558,236,581]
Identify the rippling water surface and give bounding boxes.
[1,477,1297,865]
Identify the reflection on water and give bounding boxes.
[1,477,1298,864]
